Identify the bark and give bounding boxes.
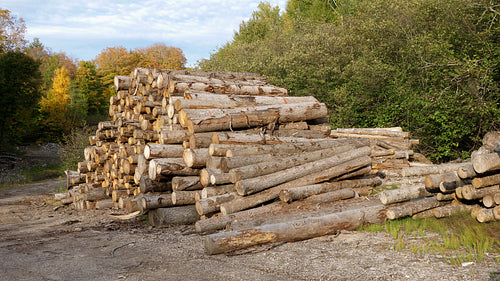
[379,184,433,205]
[432,204,473,218]
[332,128,408,138]
[220,155,371,214]
[172,176,203,191]
[204,204,386,255]
[457,163,477,179]
[220,154,289,173]
[183,148,210,168]
[196,192,240,216]
[300,188,356,204]
[139,175,172,193]
[172,190,200,205]
[168,80,288,96]
[401,163,469,177]
[472,152,500,174]
[201,184,235,198]
[461,185,499,200]
[279,177,382,203]
[223,138,369,157]
[206,156,223,169]
[386,197,449,220]
[436,193,456,201]
[144,144,184,159]
[494,205,500,220]
[495,193,500,205]
[114,76,132,90]
[211,172,232,185]
[140,193,174,211]
[424,172,460,190]
[471,173,500,188]
[235,147,371,196]
[476,208,495,223]
[270,129,329,139]
[96,199,114,209]
[148,205,199,226]
[149,158,200,180]
[158,129,191,144]
[228,146,355,183]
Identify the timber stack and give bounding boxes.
[58,67,424,255]
[380,131,500,223]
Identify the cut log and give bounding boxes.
[158,129,190,144]
[144,144,184,159]
[402,163,469,177]
[432,204,473,218]
[424,172,460,190]
[220,153,290,173]
[494,205,500,220]
[140,194,174,211]
[183,148,210,168]
[379,184,433,205]
[436,193,456,201]
[224,138,369,157]
[332,127,406,137]
[386,196,448,220]
[482,194,497,208]
[149,158,200,180]
[235,147,371,196]
[195,192,240,216]
[461,185,499,200]
[172,176,203,191]
[472,152,500,174]
[220,155,372,214]
[148,205,199,226]
[476,208,495,223]
[204,204,386,255]
[114,76,132,90]
[201,184,236,198]
[301,188,356,204]
[171,190,200,205]
[495,193,500,205]
[96,199,114,209]
[230,198,383,232]
[168,81,288,96]
[279,177,382,203]
[210,172,231,186]
[457,163,477,179]
[471,173,500,189]
[228,146,355,183]
[139,175,171,193]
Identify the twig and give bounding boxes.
[111,242,135,257]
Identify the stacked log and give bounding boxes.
[380,131,500,223]
[56,67,424,255]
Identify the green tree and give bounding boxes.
[74,60,108,117]
[234,2,283,43]
[0,51,41,148]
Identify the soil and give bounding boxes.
[0,179,499,281]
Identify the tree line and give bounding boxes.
[0,8,187,150]
[199,0,500,162]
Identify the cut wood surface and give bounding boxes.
[172,190,200,205]
[234,147,371,196]
[149,158,201,180]
[472,152,500,174]
[148,205,199,226]
[279,177,382,203]
[183,148,210,168]
[476,208,496,223]
[379,184,433,205]
[204,204,386,255]
[457,163,477,179]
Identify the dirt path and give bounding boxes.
[0,180,498,281]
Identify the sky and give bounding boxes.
[2,0,287,67]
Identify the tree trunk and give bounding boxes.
[457,163,477,179]
[168,81,288,96]
[300,188,356,204]
[201,184,235,198]
[204,204,386,255]
[96,199,114,209]
[140,193,174,211]
[220,154,290,173]
[223,138,369,158]
[471,173,500,188]
[476,208,495,223]
[148,205,199,226]
[432,204,473,218]
[144,144,184,159]
[401,163,469,177]
[228,146,355,183]
[386,196,448,220]
[279,177,382,203]
[171,190,200,205]
[472,152,500,174]
[172,176,203,191]
[183,148,210,168]
[189,132,217,148]
[114,76,132,90]
[332,127,407,138]
[139,175,172,193]
[195,192,240,216]
[220,155,372,214]
[424,172,460,190]
[158,129,190,144]
[481,194,497,208]
[461,185,499,200]
[149,158,200,180]
[235,147,371,196]
[210,172,232,185]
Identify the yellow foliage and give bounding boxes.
[94,46,137,86]
[134,43,187,69]
[39,66,72,133]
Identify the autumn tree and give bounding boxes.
[134,43,186,69]
[94,46,137,86]
[0,9,27,53]
[39,66,72,139]
[74,60,108,118]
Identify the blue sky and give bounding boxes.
[2,0,287,67]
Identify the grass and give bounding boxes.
[358,211,500,265]
[21,163,65,182]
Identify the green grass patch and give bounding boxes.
[358,211,500,265]
[21,163,65,182]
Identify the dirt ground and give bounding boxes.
[0,179,499,281]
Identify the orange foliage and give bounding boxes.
[134,43,187,69]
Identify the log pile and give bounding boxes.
[380,131,500,223]
[56,68,426,255]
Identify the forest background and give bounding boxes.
[0,0,499,163]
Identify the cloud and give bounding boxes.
[2,0,287,65]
